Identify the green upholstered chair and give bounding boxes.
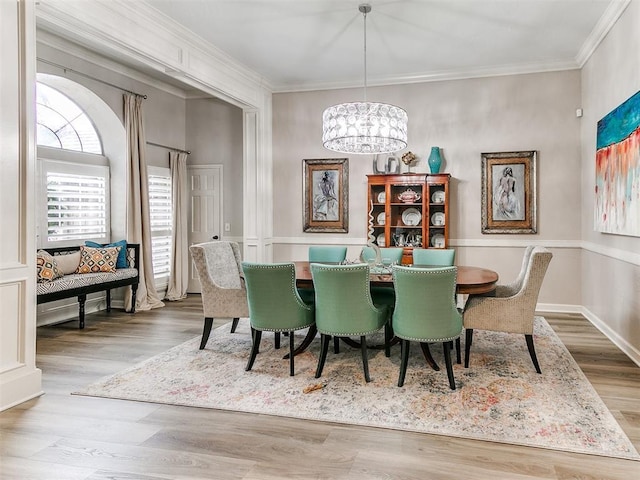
[308,246,348,263]
[311,263,390,383]
[242,262,315,376]
[392,265,463,390]
[359,247,404,309]
[299,246,349,304]
[463,247,552,374]
[412,247,459,325]
[412,248,456,266]
[360,246,403,265]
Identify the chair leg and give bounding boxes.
[398,339,410,387]
[464,328,474,368]
[289,331,295,376]
[230,318,240,333]
[315,334,331,378]
[419,342,439,371]
[274,332,281,349]
[200,317,214,350]
[360,336,371,383]
[333,336,340,354]
[384,322,392,358]
[525,334,542,374]
[455,337,461,364]
[443,341,456,390]
[245,328,262,371]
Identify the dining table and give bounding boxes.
[294,261,498,295]
[285,261,499,359]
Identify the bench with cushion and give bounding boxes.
[36,243,139,329]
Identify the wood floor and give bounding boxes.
[1,296,639,479]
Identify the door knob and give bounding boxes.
[212,235,219,240]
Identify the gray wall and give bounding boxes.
[37,41,187,171]
[272,70,583,307]
[580,1,640,356]
[35,38,244,324]
[186,97,244,238]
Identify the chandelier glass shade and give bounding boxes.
[322,101,408,154]
[322,4,408,155]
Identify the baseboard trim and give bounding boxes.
[0,369,43,412]
[536,303,582,314]
[580,306,640,367]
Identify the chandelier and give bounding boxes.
[322,4,408,155]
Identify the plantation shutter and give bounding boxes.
[46,170,107,242]
[148,169,173,279]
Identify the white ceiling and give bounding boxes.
[144,0,625,92]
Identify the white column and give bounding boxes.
[0,0,42,411]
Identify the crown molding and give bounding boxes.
[36,30,190,100]
[575,0,632,67]
[273,60,581,93]
[35,0,272,107]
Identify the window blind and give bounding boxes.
[46,171,107,242]
[148,172,173,279]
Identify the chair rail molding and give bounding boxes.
[581,240,640,267]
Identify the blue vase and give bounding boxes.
[428,146,442,174]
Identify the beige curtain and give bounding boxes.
[124,93,164,312]
[165,151,189,301]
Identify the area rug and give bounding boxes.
[75,317,639,460]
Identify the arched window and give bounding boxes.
[36,82,103,154]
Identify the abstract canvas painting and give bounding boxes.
[595,90,640,236]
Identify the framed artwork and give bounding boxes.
[303,158,349,233]
[481,151,537,234]
[595,90,640,237]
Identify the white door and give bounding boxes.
[187,165,223,293]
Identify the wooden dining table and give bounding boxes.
[285,261,499,359]
[294,261,499,295]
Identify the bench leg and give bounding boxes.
[129,284,138,313]
[106,289,111,312]
[78,294,86,329]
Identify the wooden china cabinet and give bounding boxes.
[367,173,450,264]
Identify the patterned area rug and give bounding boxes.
[75,317,639,460]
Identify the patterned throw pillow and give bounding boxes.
[85,240,128,268]
[76,246,121,274]
[36,250,64,282]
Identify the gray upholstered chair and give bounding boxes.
[463,246,552,373]
[412,248,455,266]
[242,262,315,376]
[392,265,463,389]
[493,245,535,297]
[189,241,249,349]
